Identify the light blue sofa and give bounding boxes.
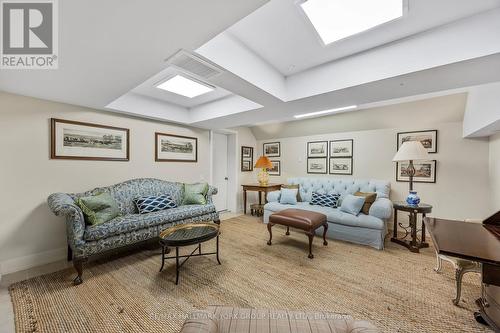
[263,178,392,250]
[48,178,219,284]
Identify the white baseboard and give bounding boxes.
[0,247,67,276]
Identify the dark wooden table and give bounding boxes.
[425,216,500,331]
[242,183,282,214]
[391,201,432,253]
[159,223,220,285]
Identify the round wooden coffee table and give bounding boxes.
[159,223,220,285]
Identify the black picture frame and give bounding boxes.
[396,160,437,183]
[155,132,198,162]
[269,160,281,176]
[329,139,353,158]
[51,118,130,161]
[241,146,253,172]
[329,157,353,175]
[263,142,280,157]
[307,141,328,158]
[307,157,327,174]
[397,130,438,154]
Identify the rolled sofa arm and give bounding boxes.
[206,186,218,205]
[369,198,393,220]
[47,193,86,248]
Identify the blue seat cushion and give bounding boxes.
[264,202,385,230]
[84,204,215,241]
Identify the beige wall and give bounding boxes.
[490,133,500,212]
[256,122,492,222]
[234,127,259,212]
[0,92,211,276]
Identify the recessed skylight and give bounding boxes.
[156,75,214,98]
[299,0,404,45]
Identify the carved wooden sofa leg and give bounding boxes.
[73,258,87,285]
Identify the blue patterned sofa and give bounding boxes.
[263,178,392,250]
[48,178,219,284]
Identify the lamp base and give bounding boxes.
[257,168,269,186]
[406,191,420,206]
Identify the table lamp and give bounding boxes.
[254,156,273,186]
[392,141,429,206]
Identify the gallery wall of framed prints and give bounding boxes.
[306,139,354,175]
[241,146,254,172]
[396,130,438,183]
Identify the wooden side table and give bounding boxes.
[391,201,432,253]
[242,184,282,215]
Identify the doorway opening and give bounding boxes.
[210,130,237,213]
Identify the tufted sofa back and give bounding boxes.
[287,177,390,203]
[71,178,184,215]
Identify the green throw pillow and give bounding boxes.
[76,192,120,225]
[182,182,209,205]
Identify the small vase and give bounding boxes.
[406,191,420,206]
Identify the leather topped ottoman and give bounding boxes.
[267,209,328,259]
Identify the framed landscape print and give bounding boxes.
[241,146,253,172]
[329,157,353,175]
[268,160,281,176]
[307,158,327,174]
[155,132,197,162]
[51,118,129,161]
[263,142,280,157]
[329,139,353,157]
[397,130,437,153]
[396,160,437,183]
[307,141,327,158]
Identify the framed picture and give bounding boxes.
[307,158,327,174]
[51,118,129,161]
[155,132,197,162]
[263,142,280,157]
[397,130,437,153]
[242,146,253,159]
[241,146,253,172]
[329,139,353,157]
[269,160,281,176]
[241,160,252,172]
[307,141,328,158]
[329,157,353,175]
[396,160,437,183]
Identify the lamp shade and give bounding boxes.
[393,141,429,162]
[254,156,273,169]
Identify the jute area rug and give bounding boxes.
[10,215,490,332]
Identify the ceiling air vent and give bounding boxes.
[166,50,223,80]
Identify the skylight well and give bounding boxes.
[156,75,214,98]
[299,0,404,45]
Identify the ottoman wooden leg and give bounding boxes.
[286,226,290,236]
[307,232,314,259]
[267,223,273,245]
[322,223,328,246]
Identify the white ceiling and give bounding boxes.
[228,0,500,75]
[1,0,500,135]
[0,0,268,109]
